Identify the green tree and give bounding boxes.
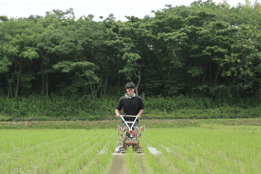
[0,19,40,97]
[221,25,261,96]
[119,53,143,95]
[53,61,99,100]
[35,9,75,96]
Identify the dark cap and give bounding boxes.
[125,82,135,89]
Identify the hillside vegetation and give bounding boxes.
[0,0,261,119]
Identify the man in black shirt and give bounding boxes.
[115,82,144,130]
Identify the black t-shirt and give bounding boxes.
[116,95,144,123]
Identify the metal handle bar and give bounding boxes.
[125,121,135,123]
[119,114,138,130]
[120,115,137,117]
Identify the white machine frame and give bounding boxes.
[119,114,138,130]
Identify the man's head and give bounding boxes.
[125,82,135,97]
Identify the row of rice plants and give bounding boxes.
[47,130,107,173]
[75,130,118,174]
[126,147,139,174]
[139,126,261,173]
[0,129,118,173]
[1,130,99,173]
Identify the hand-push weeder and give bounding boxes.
[117,114,145,153]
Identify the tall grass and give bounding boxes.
[0,94,260,119]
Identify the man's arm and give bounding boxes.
[115,98,122,118]
[137,97,144,119]
[137,109,143,119]
[115,109,120,118]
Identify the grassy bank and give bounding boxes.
[0,107,260,122]
[0,118,261,129]
[0,94,260,120]
[0,119,200,129]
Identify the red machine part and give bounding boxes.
[140,125,145,134]
[117,125,145,153]
[129,130,136,136]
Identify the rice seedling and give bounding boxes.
[1,125,260,173]
[139,126,261,173]
[0,129,118,174]
[126,147,139,174]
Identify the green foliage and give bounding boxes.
[0,4,261,111]
[0,95,260,121]
[53,61,100,87]
[119,53,142,80]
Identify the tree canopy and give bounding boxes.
[0,1,261,99]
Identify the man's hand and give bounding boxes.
[115,109,120,118]
[116,114,120,118]
[137,109,143,119]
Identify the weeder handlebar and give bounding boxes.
[119,114,138,130]
[121,115,137,117]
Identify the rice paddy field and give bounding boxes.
[0,123,261,174]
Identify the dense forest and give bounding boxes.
[0,0,261,119]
